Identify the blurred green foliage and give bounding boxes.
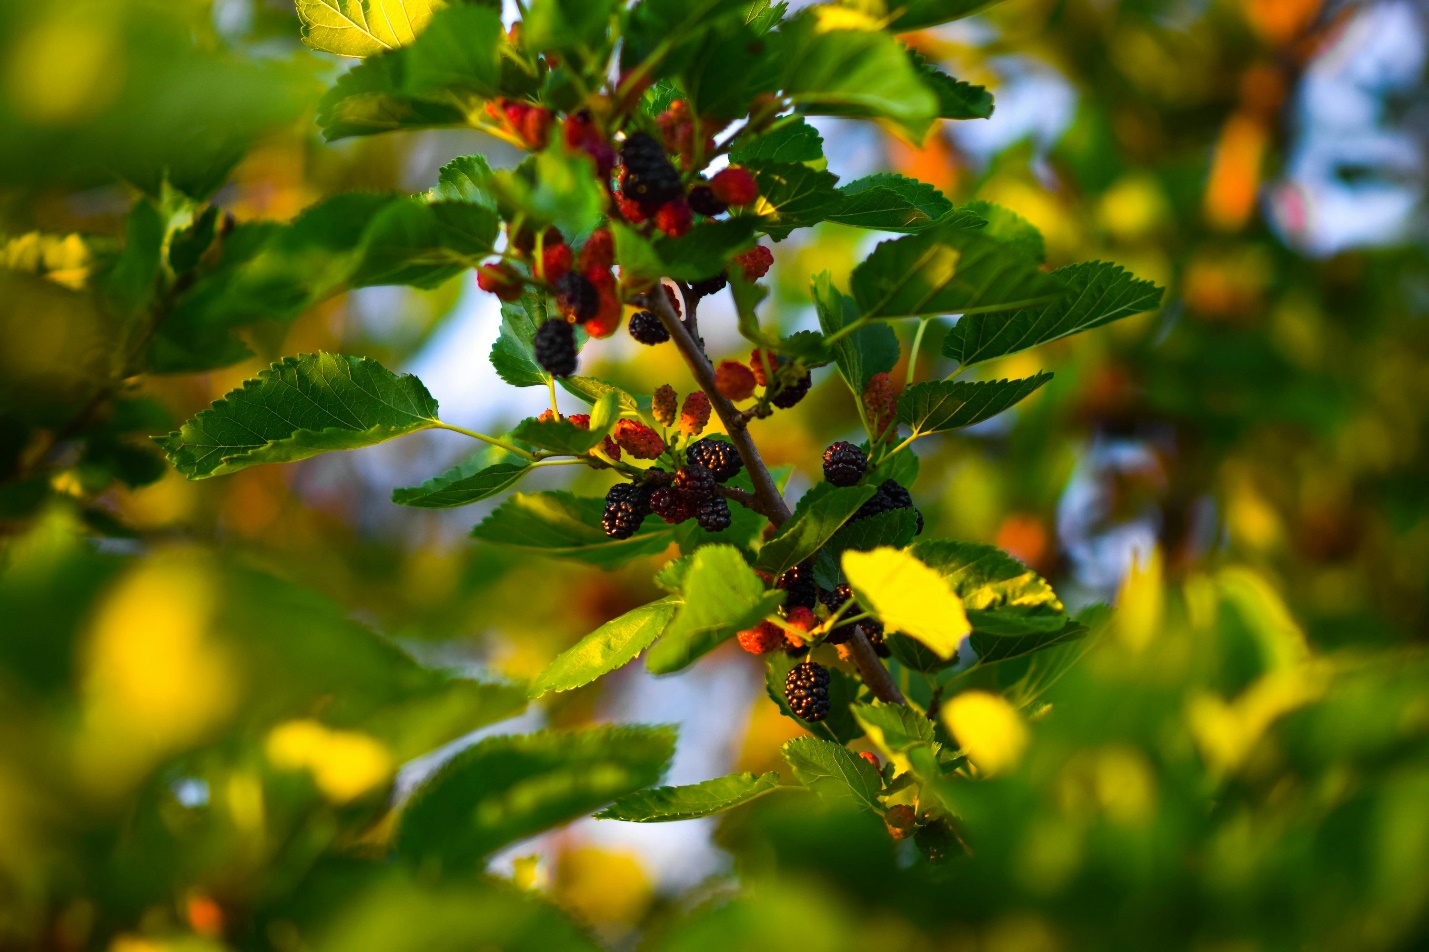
[1,0,1427,949]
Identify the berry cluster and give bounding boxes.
[820,582,889,656]
[784,661,831,722]
[598,431,744,538]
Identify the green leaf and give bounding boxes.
[755,484,877,576]
[851,701,937,773]
[942,261,1164,368]
[100,199,164,318]
[471,492,675,567]
[813,508,920,588]
[678,18,783,121]
[594,771,781,822]
[775,15,938,139]
[428,154,498,207]
[317,53,464,141]
[296,0,444,57]
[910,49,994,120]
[397,725,675,867]
[897,372,1053,435]
[529,598,679,698]
[655,218,759,281]
[158,353,440,479]
[850,223,1065,320]
[490,144,605,237]
[491,294,550,388]
[729,119,825,165]
[356,199,500,289]
[558,376,640,414]
[745,161,844,241]
[510,396,614,455]
[523,0,615,54]
[812,272,898,391]
[399,4,506,99]
[610,222,664,282]
[646,544,783,674]
[961,200,1046,262]
[826,173,953,233]
[780,736,881,810]
[867,0,1003,32]
[392,459,530,509]
[969,619,1087,667]
[842,547,969,659]
[910,539,1069,638]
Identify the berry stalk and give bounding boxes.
[639,284,907,706]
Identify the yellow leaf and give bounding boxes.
[266,720,393,803]
[809,7,886,33]
[1115,547,1162,653]
[295,0,444,58]
[943,691,1028,777]
[841,547,969,658]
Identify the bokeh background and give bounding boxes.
[2,0,1427,949]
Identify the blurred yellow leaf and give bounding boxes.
[4,16,123,125]
[76,553,236,794]
[554,847,652,931]
[1188,663,1330,777]
[842,547,969,658]
[943,690,1028,777]
[266,720,393,804]
[1115,548,1162,654]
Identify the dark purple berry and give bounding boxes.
[770,370,812,409]
[620,132,683,213]
[555,272,599,323]
[649,485,693,524]
[533,320,578,377]
[822,441,867,486]
[688,185,728,217]
[784,661,831,721]
[776,562,818,610]
[601,482,651,539]
[674,464,717,500]
[820,583,858,645]
[686,438,742,482]
[695,495,731,532]
[627,309,670,345]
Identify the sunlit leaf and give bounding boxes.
[646,544,783,674]
[841,547,969,658]
[781,735,881,809]
[595,771,781,822]
[529,598,679,697]
[296,0,444,57]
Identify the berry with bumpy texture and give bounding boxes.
[776,562,818,610]
[715,360,757,401]
[620,132,683,213]
[685,438,741,482]
[673,464,717,500]
[655,200,693,237]
[822,441,867,486]
[613,420,665,460]
[885,804,916,841]
[539,242,572,282]
[555,272,599,323]
[737,620,784,655]
[784,661,831,722]
[820,583,858,645]
[853,479,923,534]
[652,384,678,427]
[689,271,728,297]
[688,185,727,217]
[649,486,693,524]
[679,392,711,437]
[601,482,651,539]
[476,262,523,301]
[628,310,669,345]
[863,618,890,656]
[734,245,774,281]
[863,371,897,443]
[859,751,882,770]
[533,320,578,377]
[783,606,817,650]
[695,495,731,532]
[578,227,614,272]
[914,820,957,864]
[771,370,812,409]
[569,413,621,461]
[710,166,759,205]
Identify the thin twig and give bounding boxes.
[640,286,907,706]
